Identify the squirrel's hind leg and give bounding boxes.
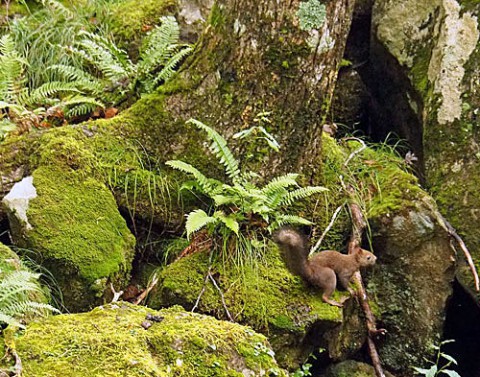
[312,268,344,307]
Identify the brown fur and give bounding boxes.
[273,228,376,307]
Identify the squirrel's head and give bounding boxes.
[353,246,377,267]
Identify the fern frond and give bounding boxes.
[48,64,103,93]
[140,16,181,74]
[0,34,26,103]
[279,186,328,207]
[268,215,313,233]
[214,211,240,235]
[0,268,58,327]
[61,96,104,117]
[148,45,193,89]
[78,30,131,69]
[187,119,241,183]
[76,39,131,83]
[185,209,218,239]
[166,160,222,195]
[0,312,23,328]
[261,173,299,195]
[26,81,81,105]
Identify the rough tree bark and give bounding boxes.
[113,0,357,181]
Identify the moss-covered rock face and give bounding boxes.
[320,135,455,374]
[5,165,136,311]
[2,303,286,376]
[371,0,480,299]
[150,247,364,370]
[369,205,455,373]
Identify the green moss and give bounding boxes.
[151,245,343,369]
[26,166,135,283]
[321,134,425,221]
[154,248,342,330]
[31,127,94,173]
[4,303,286,376]
[0,243,21,274]
[109,0,177,49]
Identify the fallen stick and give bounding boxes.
[347,187,387,377]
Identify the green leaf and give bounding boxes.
[440,370,461,377]
[413,366,437,377]
[166,160,222,195]
[214,211,240,235]
[440,353,458,365]
[279,186,328,206]
[187,118,241,183]
[185,209,217,239]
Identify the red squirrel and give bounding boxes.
[273,228,376,307]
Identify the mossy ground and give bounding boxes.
[319,134,425,248]
[151,245,343,368]
[2,303,286,377]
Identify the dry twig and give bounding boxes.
[310,204,345,256]
[434,213,480,291]
[134,273,159,305]
[347,189,387,377]
[110,283,124,303]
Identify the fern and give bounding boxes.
[279,186,329,207]
[0,268,59,328]
[185,209,218,239]
[147,45,193,90]
[52,16,192,107]
[166,160,223,195]
[268,215,313,232]
[0,34,26,103]
[26,81,81,105]
[168,118,328,258]
[187,119,241,183]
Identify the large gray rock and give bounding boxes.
[369,203,455,373]
[371,0,480,299]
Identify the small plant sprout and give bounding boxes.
[413,340,461,377]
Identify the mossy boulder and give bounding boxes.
[150,247,370,370]
[3,165,136,312]
[368,203,455,373]
[320,135,456,373]
[1,303,286,376]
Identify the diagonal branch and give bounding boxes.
[346,186,387,377]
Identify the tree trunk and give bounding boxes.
[115,0,356,182]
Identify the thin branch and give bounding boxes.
[435,213,479,291]
[346,188,387,377]
[208,272,234,322]
[192,269,210,313]
[310,204,345,255]
[110,283,124,303]
[342,137,367,167]
[134,273,159,305]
